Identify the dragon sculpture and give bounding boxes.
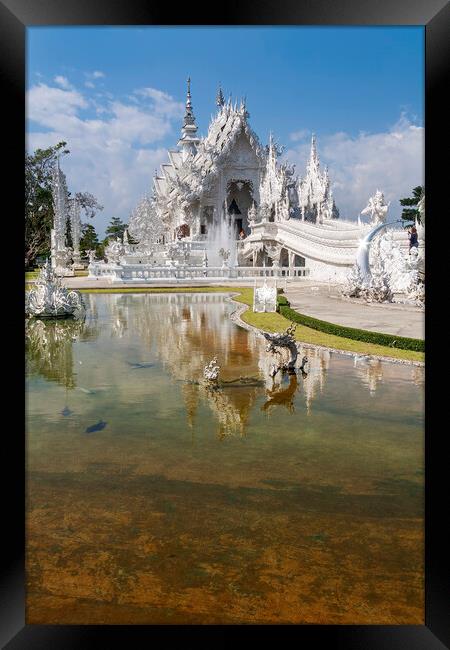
[263,323,299,377]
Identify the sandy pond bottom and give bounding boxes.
[26,293,424,624]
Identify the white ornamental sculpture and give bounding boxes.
[129,194,165,244]
[365,249,393,303]
[342,263,366,298]
[247,201,258,228]
[50,159,74,276]
[26,260,85,319]
[87,249,96,263]
[104,237,124,264]
[253,279,277,312]
[360,190,390,225]
[344,229,424,304]
[69,198,82,268]
[203,356,220,383]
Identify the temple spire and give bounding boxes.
[216,84,224,108]
[308,133,319,171]
[178,76,200,160]
[183,76,196,127]
[310,133,317,158]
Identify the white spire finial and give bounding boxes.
[216,83,225,107]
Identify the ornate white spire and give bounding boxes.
[184,77,195,127]
[216,84,225,108]
[308,133,319,172]
[178,77,200,160]
[297,134,339,223]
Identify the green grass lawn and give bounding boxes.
[232,288,424,363]
[26,269,88,281]
[25,282,424,363]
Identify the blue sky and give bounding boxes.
[26,26,424,236]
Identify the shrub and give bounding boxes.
[276,294,290,312]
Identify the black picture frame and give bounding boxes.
[2,1,448,647]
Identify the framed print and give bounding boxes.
[1,0,448,647]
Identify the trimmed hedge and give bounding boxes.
[276,295,290,310]
[277,301,424,352]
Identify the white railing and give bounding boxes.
[89,262,309,283]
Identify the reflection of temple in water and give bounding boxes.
[106,293,262,437]
[354,358,384,395]
[353,357,425,396]
[26,308,100,388]
[26,318,82,388]
[302,348,331,414]
[103,293,366,429]
[411,364,425,389]
[33,293,423,434]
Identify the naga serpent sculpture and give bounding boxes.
[263,323,299,377]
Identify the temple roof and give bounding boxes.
[154,96,264,204]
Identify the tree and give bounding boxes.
[66,192,104,253]
[25,141,69,268]
[400,186,424,225]
[25,142,104,268]
[79,223,99,255]
[104,216,126,243]
[74,192,104,219]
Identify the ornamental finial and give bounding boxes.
[183,76,196,127]
[216,84,224,107]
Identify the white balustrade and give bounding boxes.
[89,262,309,283]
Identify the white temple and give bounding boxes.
[90,79,423,286]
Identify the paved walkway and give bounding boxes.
[284,283,424,339]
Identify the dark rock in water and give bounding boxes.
[85,420,107,433]
[61,406,73,417]
[127,361,155,369]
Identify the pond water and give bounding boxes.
[26,293,424,624]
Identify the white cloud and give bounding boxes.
[134,87,184,119]
[284,114,424,220]
[82,70,106,90]
[53,75,72,90]
[26,81,181,236]
[289,129,309,142]
[28,83,88,123]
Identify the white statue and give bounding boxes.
[203,356,220,383]
[247,201,258,228]
[25,260,85,319]
[360,190,390,225]
[343,263,366,298]
[104,237,124,264]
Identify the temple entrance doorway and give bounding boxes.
[226,180,253,238]
[280,248,289,267]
